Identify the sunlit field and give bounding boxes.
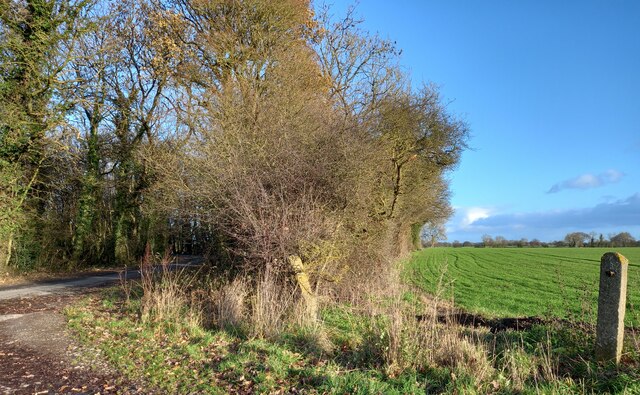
[407,247,640,325]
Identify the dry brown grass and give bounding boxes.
[362,270,495,382]
[347,263,569,391]
[132,247,304,340]
[127,247,575,393]
[213,277,249,330]
[137,246,201,327]
[250,268,296,338]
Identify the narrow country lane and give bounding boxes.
[0,256,203,300]
[0,256,202,394]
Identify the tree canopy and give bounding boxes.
[0,0,468,294]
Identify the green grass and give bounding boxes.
[406,247,640,325]
[65,260,640,394]
[65,290,432,394]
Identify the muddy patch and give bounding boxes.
[441,312,546,333]
[417,311,561,333]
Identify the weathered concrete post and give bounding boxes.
[595,252,628,364]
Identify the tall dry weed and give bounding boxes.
[138,245,200,326]
[214,277,249,330]
[628,303,640,358]
[251,268,295,338]
[536,333,559,383]
[357,262,498,384]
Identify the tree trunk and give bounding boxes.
[3,233,14,268]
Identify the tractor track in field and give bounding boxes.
[416,304,640,337]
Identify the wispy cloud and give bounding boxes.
[547,170,624,193]
[447,193,640,241]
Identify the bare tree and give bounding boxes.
[315,3,402,123]
[482,234,494,248]
[422,221,446,248]
[610,232,636,247]
[564,232,590,247]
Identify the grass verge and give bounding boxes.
[62,246,640,394]
[65,280,640,394]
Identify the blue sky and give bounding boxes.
[322,1,640,242]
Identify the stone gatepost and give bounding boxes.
[595,252,628,364]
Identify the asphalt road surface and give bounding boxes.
[0,255,203,301]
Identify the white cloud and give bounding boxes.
[446,206,495,236]
[461,207,491,227]
[547,169,624,193]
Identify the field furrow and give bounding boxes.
[407,247,640,324]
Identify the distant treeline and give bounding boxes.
[434,231,639,248]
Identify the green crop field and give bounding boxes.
[406,247,640,325]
